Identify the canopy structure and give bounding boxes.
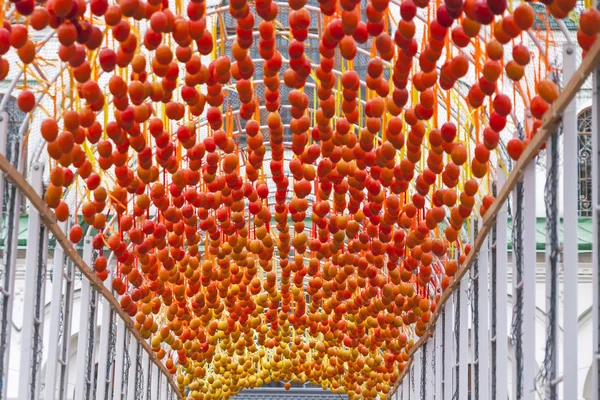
[0,0,599,399]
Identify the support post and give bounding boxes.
[95,277,114,400]
[444,302,453,400]
[74,238,94,400]
[141,351,149,400]
[160,369,167,400]
[17,162,44,400]
[495,169,509,400]
[151,364,159,400]
[561,42,579,400]
[435,319,443,400]
[0,110,14,400]
[413,349,421,400]
[459,276,468,400]
[478,233,490,400]
[523,162,537,399]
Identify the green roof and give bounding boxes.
[507,217,593,253]
[531,2,580,32]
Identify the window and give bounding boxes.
[577,107,593,217]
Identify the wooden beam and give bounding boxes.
[389,34,600,396]
[0,154,183,399]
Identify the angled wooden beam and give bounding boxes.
[390,34,600,396]
[0,153,183,399]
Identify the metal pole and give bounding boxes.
[74,238,94,400]
[478,234,490,400]
[151,364,159,400]
[413,348,421,400]
[523,162,537,400]
[17,162,44,400]
[43,221,68,400]
[0,110,18,400]
[95,277,114,400]
[444,302,453,400]
[459,276,468,400]
[561,41,579,400]
[434,320,442,400]
[495,170,509,400]
[160,368,167,400]
[141,351,149,399]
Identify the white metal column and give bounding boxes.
[435,317,443,400]
[478,234,490,399]
[17,162,44,400]
[560,41,579,400]
[444,301,453,399]
[0,110,8,400]
[95,275,114,400]
[495,169,509,400]
[142,351,150,399]
[151,364,159,400]
[459,276,468,399]
[44,221,68,400]
[74,238,94,400]
[523,162,537,399]
[591,37,600,400]
[160,370,167,400]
